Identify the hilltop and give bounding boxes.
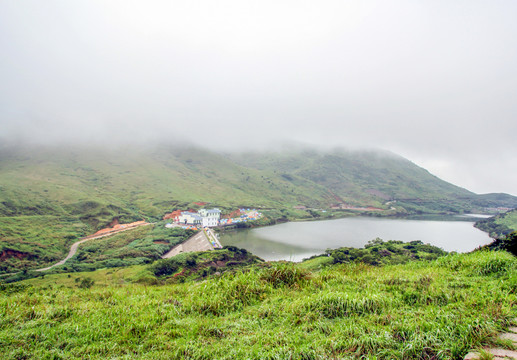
[1,144,515,221]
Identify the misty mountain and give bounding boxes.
[229,149,478,211]
[0,144,515,229]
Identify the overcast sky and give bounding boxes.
[1,1,516,195]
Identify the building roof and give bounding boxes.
[180,211,203,220]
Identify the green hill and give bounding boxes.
[230,148,517,213]
[475,209,517,238]
[2,144,515,222]
[1,144,516,272]
[0,145,332,224]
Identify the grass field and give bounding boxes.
[0,222,198,278]
[1,250,516,359]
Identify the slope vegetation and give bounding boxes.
[230,148,516,213]
[476,209,517,238]
[2,144,515,221]
[0,145,333,222]
[2,250,516,359]
[1,144,516,272]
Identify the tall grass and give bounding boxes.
[1,251,516,359]
[188,270,271,315]
[304,292,386,318]
[437,250,517,276]
[260,263,311,289]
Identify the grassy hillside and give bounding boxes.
[476,209,517,238]
[4,144,516,224]
[1,144,516,273]
[0,216,89,273]
[470,193,517,209]
[230,148,515,213]
[0,145,333,221]
[2,250,516,359]
[0,221,196,275]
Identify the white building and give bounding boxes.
[199,208,221,227]
[177,211,202,226]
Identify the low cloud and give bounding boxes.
[1,1,516,195]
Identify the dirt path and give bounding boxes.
[34,222,152,272]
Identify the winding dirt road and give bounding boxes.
[34,222,152,272]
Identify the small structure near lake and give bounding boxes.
[166,208,262,229]
[177,208,221,227]
[199,208,221,227]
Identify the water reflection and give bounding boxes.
[220,217,493,262]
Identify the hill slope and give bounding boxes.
[3,250,516,359]
[2,144,517,223]
[0,145,333,224]
[1,144,517,272]
[475,209,517,238]
[230,148,517,213]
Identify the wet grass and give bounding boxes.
[1,250,516,359]
[0,216,89,273]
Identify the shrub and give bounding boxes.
[260,263,311,288]
[78,277,94,289]
[151,258,179,276]
[185,256,197,268]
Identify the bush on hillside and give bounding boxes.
[328,239,446,266]
[484,232,517,256]
[151,253,199,277]
[151,258,180,276]
[223,245,248,256]
[78,277,94,289]
[260,263,311,288]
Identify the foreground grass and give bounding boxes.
[1,251,516,359]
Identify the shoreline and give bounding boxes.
[218,213,495,262]
[218,211,493,235]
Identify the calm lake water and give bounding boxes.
[220,217,494,262]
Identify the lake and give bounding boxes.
[219,216,494,262]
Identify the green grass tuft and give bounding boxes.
[260,263,311,288]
